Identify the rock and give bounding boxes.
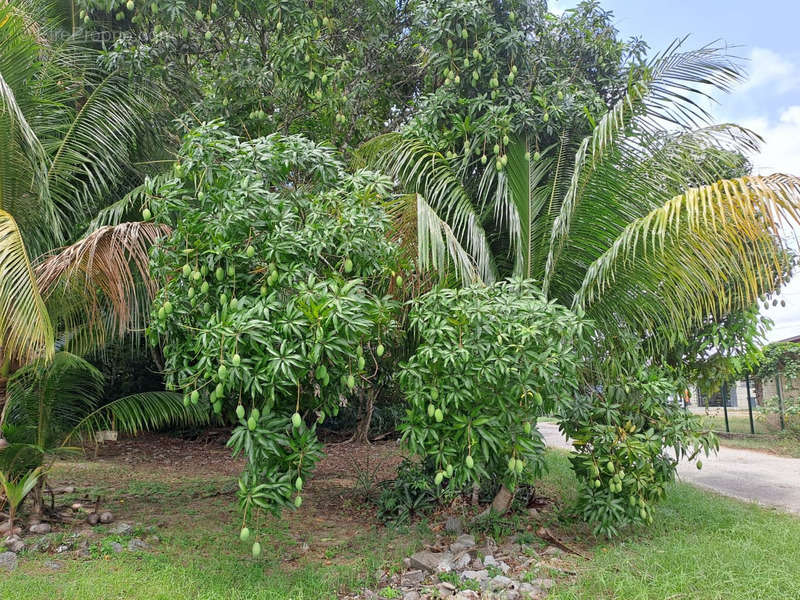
[408,550,453,573]
[500,590,521,600]
[400,569,425,587]
[450,533,476,553]
[526,508,540,518]
[74,543,91,559]
[470,557,484,570]
[110,522,132,535]
[497,560,511,574]
[403,592,421,600]
[86,513,100,526]
[454,591,480,600]
[498,542,521,557]
[0,551,18,572]
[453,552,471,570]
[127,538,149,551]
[402,557,412,569]
[487,575,514,591]
[55,543,72,554]
[445,516,464,535]
[542,546,563,556]
[530,578,555,590]
[29,523,52,534]
[44,560,63,570]
[436,582,455,597]
[110,542,123,553]
[460,569,488,582]
[75,528,96,539]
[484,554,498,567]
[519,582,546,599]
[0,522,21,536]
[4,535,25,553]
[99,511,114,524]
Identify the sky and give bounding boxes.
[550,0,800,342]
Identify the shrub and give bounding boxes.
[397,279,591,496]
[146,123,405,534]
[376,458,436,525]
[558,367,717,537]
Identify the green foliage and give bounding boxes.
[376,459,436,526]
[398,279,590,492]
[408,0,643,165]
[759,396,800,436]
[677,307,771,396]
[754,342,800,381]
[146,123,404,524]
[0,466,42,529]
[558,367,717,537]
[80,0,418,151]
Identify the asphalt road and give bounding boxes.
[537,421,800,514]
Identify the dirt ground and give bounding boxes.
[36,431,414,567]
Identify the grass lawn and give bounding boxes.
[696,411,800,458]
[2,438,799,600]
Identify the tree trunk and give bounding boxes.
[471,483,480,506]
[29,479,44,521]
[479,484,514,517]
[353,388,375,444]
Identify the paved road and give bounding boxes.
[537,421,800,515]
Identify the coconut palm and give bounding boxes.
[0,0,201,460]
[0,0,165,376]
[360,41,800,357]
[0,351,208,517]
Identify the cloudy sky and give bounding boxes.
[551,0,800,342]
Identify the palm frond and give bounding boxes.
[85,182,149,232]
[358,133,497,282]
[503,138,558,279]
[65,392,211,444]
[0,1,60,247]
[35,222,170,353]
[416,194,482,284]
[0,210,53,362]
[38,49,166,234]
[0,466,42,507]
[5,351,103,447]
[575,174,800,351]
[543,40,745,294]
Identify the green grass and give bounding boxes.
[1,507,421,600]
[3,450,799,600]
[538,452,800,600]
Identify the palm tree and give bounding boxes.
[1,351,208,518]
[0,1,192,441]
[0,1,161,374]
[360,42,800,358]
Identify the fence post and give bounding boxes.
[722,381,730,433]
[776,372,786,431]
[745,374,755,435]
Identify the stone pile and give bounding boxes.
[344,528,569,600]
[1,520,159,571]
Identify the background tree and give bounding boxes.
[76,0,420,153]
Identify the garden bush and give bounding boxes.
[146,123,406,551]
[558,367,717,536]
[397,279,591,501]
